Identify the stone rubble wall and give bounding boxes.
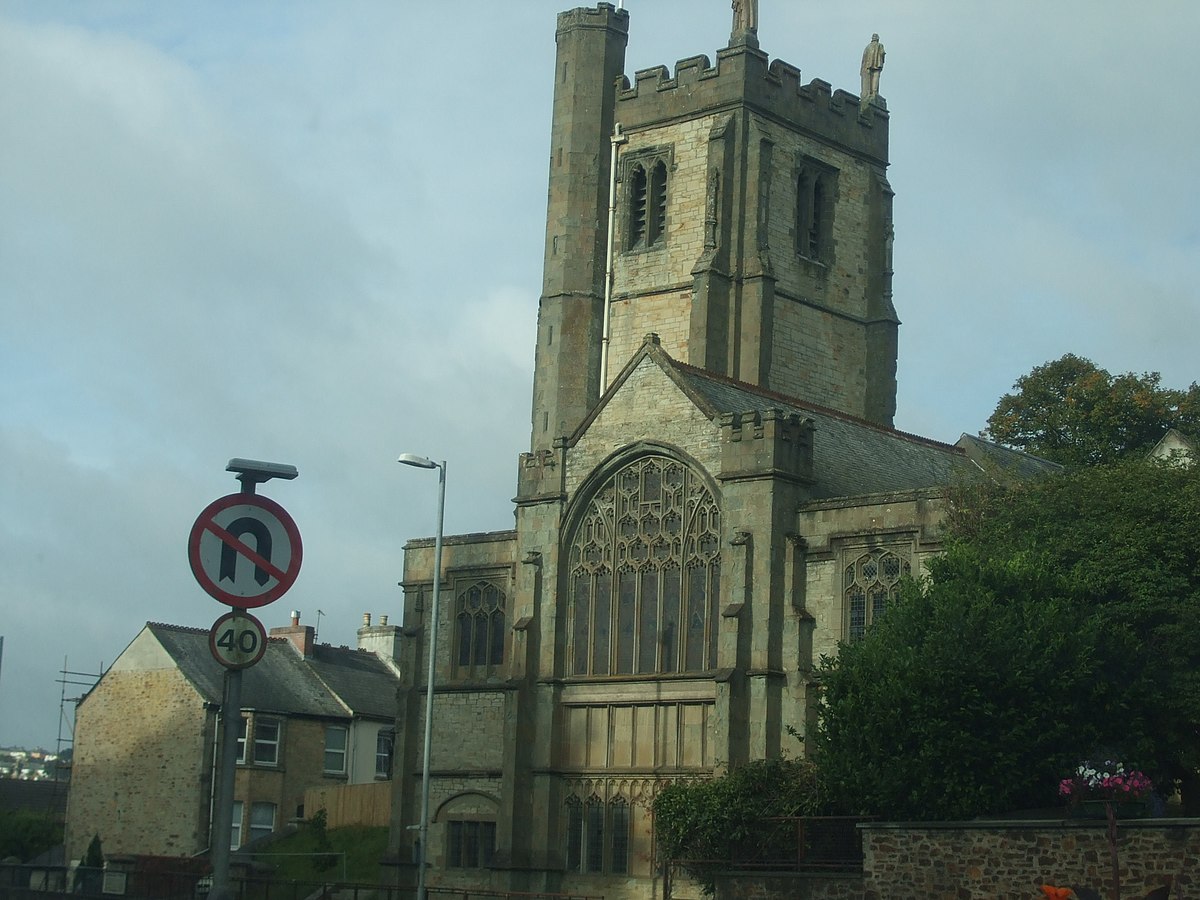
[709,821,1200,900]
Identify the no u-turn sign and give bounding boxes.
[188,493,302,608]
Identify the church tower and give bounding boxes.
[395,7,976,898]
[530,5,629,453]
[530,1,898,442]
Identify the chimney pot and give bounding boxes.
[363,612,372,626]
[290,610,300,627]
[379,614,389,627]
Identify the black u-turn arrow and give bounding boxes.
[219,517,273,585]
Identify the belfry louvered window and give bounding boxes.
[626,153,669,250]
[567,455,721,675]
[795,157,837,263]
[630,165,648,246]
[649,160,667,244]
[844,548,910,641]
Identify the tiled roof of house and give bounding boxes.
[145,623,398,720]
[305,643,401,720]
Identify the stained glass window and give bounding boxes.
[844,548,910,641]
[455,581,505,677]
[568,456,720,675]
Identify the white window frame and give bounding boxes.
[248,802,276,844]
[324,725,348,775]
[230,800,244,849]
[235,717,247,764]
[375,730,394,779]
[252,718,280,766]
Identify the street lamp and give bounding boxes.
[397,453,445,900]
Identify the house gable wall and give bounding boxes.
[67,638,212,859]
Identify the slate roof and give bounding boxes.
[589,340,1059,500]
[145,623,399,720]
[305,643,401,720]
[666,358,971,499]
[954,432,1064,480]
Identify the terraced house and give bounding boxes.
[66,614,402,861]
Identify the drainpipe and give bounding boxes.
[600,122,627,392]
[205,705,220,854]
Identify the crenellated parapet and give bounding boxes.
[516,445,567,505]
[615,44,887,162]
[555,1,628,37]
[718,409,815,485]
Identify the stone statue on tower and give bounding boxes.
[731,0,758,46]
[860,33,885,100]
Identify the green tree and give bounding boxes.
[814,547,1112,820]
[0,809,62,862]
[82,833,104,868]
[815,457,1200,819]
[983,353,1200,467]
[654,757,822,894]
[949,457,1200,809]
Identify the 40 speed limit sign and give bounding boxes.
[209,610,268,670]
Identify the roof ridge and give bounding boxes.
[146,621,209,635]
[669,358,963,454]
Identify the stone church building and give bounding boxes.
[389,4,1038,897]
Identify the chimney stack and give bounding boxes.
[270,610,315,658]
[357,611,402,665]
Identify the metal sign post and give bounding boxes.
[192,460,300,900]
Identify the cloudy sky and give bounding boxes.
[1,0,1196,750]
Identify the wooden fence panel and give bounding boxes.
[305,780,392,828]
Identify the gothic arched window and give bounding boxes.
[844,548,910,641]
[795,159,837,263]
[567,455,721,676]
[626,153,670,250]
[456,580,505,677]
[649,159,668,246]
[629,163,648,246]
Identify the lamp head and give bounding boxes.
[226,458,298,484]
[398,453,438,470]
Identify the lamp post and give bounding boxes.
[397,454,445,900]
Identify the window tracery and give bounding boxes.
[625,149,671,251]
[844,548,910,641]
[568,455,720,676]
[455,580,505,677]
[795,157,837,264]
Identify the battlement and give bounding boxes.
[556,2,628,37]
[516,447,567,504]
[718,409,815,485]
[615,44,887,162]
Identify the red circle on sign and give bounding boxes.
[188,493,302,608]
[209,610,268,670]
